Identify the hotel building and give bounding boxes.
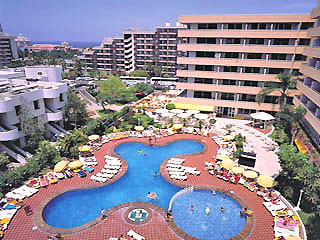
[80,22,185,77]
[0,66,68,162]
[0,31,18,66]
[175,14,314,116]
[294,0,320,149]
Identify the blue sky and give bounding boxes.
[0,0,317,42]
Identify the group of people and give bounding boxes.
[189,205,225,216]
[146,192,159,200]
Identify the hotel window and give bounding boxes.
[197,38,217,44]
[227,23,242,29]
[195,65,214,71]
[198,23,218,29]
[294,54,307,61]
[250,23,267,30]
[225,38,241,44]
[298,39,311,46]
[239,94,256,102]
[223,66,238,72]
[194,91,212,99]
[244,67,260,73]
[34,100,40,110]
[272,38,290,45]
[221,93,235,100]
[224,52,239,58]
[273,23,292,30]
[15,106,21,116]
[248,38,264,45]
[194,78,213,84]
[247,53,263,59]
[221,79,236,85]
[300,22,314,30]
[270,54,287,60]
[243,81,258,87]
[268,68,283,74]
[196,51,216,58]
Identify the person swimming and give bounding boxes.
[147,192,159,200]
[137,149,143,154]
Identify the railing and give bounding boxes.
[279,195,307,240]
[168,186,194,211]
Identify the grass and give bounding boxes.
[297,210,315,225]
[96,109,115,118]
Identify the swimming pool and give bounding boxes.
[42,140,204,228]
[172,189,247,240]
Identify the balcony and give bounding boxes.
[293,97,320,134]
[46,108,63,122]
[177,57,301,69]
[175,95,280,111]
[303,46,320,58]
[0,125,19,141]
[308,26,320,38]
[178,43,305,54]
[178,29,309,39]
[296,81,320,107]
[300,63,320,82]
[176,69,279,82]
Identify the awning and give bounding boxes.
[175,102,215,112]
[250,112,275,121]
[294,138,308,154]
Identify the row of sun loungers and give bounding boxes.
[109,229,145,240]
[90,155,122,183]
[80,156,98,166]
[166,158,201,181]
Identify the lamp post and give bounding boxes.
[294,189,304,211]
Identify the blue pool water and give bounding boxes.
[43,140,204,228]
[172,190,247,240]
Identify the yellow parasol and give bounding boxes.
[257,175,274,188]
[78,145,91,152]
[113,126,117,133]
[221,158,235,170]
[243,170,258,179]
[68,160,83,170]
[231,166,244,175]
[172,124,183,130]
[54,160,69,173]
[216,154,231,161]
[135,126,144,132]
[224,135,235,141]
[88,134,99,141]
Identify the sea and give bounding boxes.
[32,41,100,48]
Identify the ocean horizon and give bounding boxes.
[32,41,100,48]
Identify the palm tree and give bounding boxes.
[256,73,297,107]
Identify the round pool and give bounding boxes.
[42,140,204,228]
[172,189,247,240]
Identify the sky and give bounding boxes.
[0,0,317,42]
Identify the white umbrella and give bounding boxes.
[162,112,174,118]
[186,110,200,115]
[170,109,184,114]
[155,109,168,114]
[177,112,192,118]
[250,112,275,121]
[194,113,209,120]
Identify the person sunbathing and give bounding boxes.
[147,192,159,200]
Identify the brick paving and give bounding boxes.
[4,134,277,240]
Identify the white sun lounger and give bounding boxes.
[85,162,97,166]
[170,175,187,181]
[263,201,287,213]
[127,229,145,240]
[166,168,185,172]
[104,155,119,160]
[5,192,25,200]
[170,157,185,161]
[102,169,118,174]
[186,170,201,175]
[166,164,181,168]
[105,160,122,165]
[168,171,185,176]
[274,225,300,238]
[104,164,121,170]
[168,159,184,164]
[0,209,17,220]
[182,166,197,171]
[90,175,107,183]
[167,161,182,165]
[14,185,38,197]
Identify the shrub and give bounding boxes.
[166,104,175,110]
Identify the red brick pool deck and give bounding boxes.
[4,134,275,240]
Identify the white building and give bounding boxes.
[0,66,68,163]
[24,65,63,82]
[15,34,31,49]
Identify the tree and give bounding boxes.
[18,105,45,153]
[97,94,115,111]
[144,63,162,78]
[64,89,88,129]
[99,75,127,99]
[33,141,61,169]
[129,70,148,77]
[256,73,297,106]
[129,83,154,95]
[57,129,88,159]
[0,153,10,172]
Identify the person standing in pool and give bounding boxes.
[190,205,195,211]
[205,207,210,216]
[220,207,225,213]
[153,172,158,178]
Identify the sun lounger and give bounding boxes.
[170,157,185,162]
[170,175,187,181]
[182,166,197,171]
[55,172,65,179]
[83,167,94,173]
[85,162,98,166]
[166,164,181,168]
[168,171,185,176]
[186,170,201,175]
[90,175,107,182]
[127,229,145,240]
[104,155,119,160]
[97,172,114,179]
[263,201,287,214]
[38,176,49,188]
[0,209,17,220]
[104,164,121,170]
[103,169,118,174]
[5,192,25,200]
[166,168,185,172]
[167,161,182,165]
[76,170,87,178]
[13,185,38,198]
[47,172,58,184]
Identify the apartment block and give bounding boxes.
[0,32,18,66]
[294,1,320,149]
[80,22,185,77]
[176,14,314,117]
[0,66,68,161]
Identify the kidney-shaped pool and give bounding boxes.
[42,140,204,228]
